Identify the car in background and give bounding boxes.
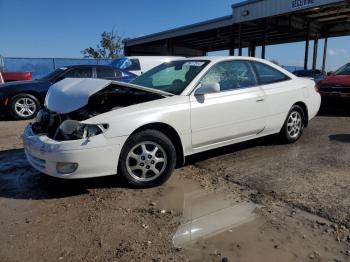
[23,57,320,188]
[316,63,350,99]
[1,71,32,82]
[0,65,137,120]
[293,69,324,83]
[111,56,183,76]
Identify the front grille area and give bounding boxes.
[26,152,46,171]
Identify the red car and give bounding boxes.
[1,71,32,82]
[317,63,350,99]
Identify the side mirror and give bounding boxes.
[327,71,334,76]
[194,82,220,96]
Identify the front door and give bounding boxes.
[190,60,267,149]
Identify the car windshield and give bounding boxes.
[39,68,66,81]
[131,60,209,95]
[335,63,350,75]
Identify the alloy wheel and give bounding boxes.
[126,141,167,182]
[14,97,37,118]
[287,111,302,138]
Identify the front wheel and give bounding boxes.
[118,130,177,188]
[279,105,305,143]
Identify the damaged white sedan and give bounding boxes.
[23,57,321,188]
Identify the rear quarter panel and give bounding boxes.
[261,77,320,134]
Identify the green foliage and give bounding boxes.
[82,29,125,59]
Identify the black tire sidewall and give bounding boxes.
[281,105,305,143]
[118,130,177,188]
[9,94,40,120]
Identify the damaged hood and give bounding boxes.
[45,78,173,114]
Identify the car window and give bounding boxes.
[200,60,257,92]
[63,68,92,78]
[96,67,116,78]
[126,59,141,71]
[253,62,290,85]
[335,63,350,75]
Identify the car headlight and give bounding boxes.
[55,120,109,140]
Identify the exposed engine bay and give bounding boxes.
[32,84,165,141]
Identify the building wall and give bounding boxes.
[232,0,343,23]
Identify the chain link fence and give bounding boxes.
[0,57,112,79]
[0,56,303,80]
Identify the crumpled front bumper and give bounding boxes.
[22,124,128,179]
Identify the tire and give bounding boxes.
[9,94,40,120]
[279,105,305,143]
[118,130,177,188]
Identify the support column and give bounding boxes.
[238,23,242,56]
[229,25,235,56]
[304,21,311,70]
[312,35,319,72]
[261,22,267,59]
[321,36,328,73]
[249,44,256,57]
[167,39,174,55]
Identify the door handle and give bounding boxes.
[256,97,265,102]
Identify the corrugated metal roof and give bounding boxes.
[125,15,233,47]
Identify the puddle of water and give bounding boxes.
[165,176,259,248]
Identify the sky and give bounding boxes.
[0,0,349,70]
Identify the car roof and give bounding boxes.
[178,56,278,63]
[64,64,116,69]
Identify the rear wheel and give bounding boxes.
[279,105,305,143]
[118,130,176,188]
[9,94,40,120]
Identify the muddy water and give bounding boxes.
[160,176,347,262]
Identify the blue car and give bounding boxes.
[0,65,137,120]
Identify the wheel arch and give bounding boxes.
[293,101,309,127]
[130,122,185,167]
[9,91,43,106]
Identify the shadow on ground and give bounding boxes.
[329,134,350,143]
[318,99,350,117]
[0,149,130,200]
[0,135,279,201]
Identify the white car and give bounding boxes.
[111,56,183,76]
[23,57,321,188]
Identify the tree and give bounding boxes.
[82,29,125,59]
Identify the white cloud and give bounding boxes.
[329,49,335,56]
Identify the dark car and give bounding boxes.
[293,69,324,83]
[0,65,137,120]
[317,63,350,100]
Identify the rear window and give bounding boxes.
[253,62,290,85]
[96,67,116,78]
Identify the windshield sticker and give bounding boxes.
[183,62,205,67]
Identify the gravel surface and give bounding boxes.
[0,107,349,261]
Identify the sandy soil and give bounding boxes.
[0,106,350,261]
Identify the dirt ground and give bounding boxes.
[0,104,350,261]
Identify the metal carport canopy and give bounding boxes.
[124,0,350,58]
